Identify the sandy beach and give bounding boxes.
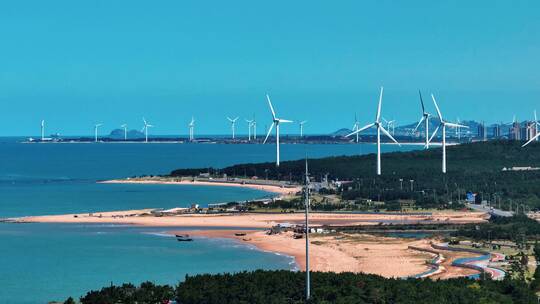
[18,209,487,228]
[99,179,301,197]
[177,229,435,278]
[17,207,487,277]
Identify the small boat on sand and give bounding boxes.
[234,233,247,236]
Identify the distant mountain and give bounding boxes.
[331,128,353,136]
[109,129,144,139]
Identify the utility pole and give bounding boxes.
[409,179,414,192]
[304,158,311,301]
[399,178,403,190]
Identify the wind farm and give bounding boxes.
[5,1,540,303]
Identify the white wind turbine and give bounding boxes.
[94,123,103,142]
[522,110,540,147]
[299,120,307,137]
[189,117,195,141]
[120,124,128,141]
[413,90,432,148]
[252,118,257,140]
[352,114,360,143]
[40,120,45,141]
[263,94,292,167]
[142,118,154,143]
[428,94,468,173]
[346,87,400,175]
[245,118,254,141]
[227,116,239,139]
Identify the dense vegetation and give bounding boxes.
[170,141,540,210]
[452,214,540,242]
[72,270,536,304]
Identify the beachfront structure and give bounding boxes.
[263,94,293,167]
[346,87,400,175]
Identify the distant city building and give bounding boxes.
[509,122,521,140]
[492,124,501,138]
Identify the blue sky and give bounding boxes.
[1,1,539,136]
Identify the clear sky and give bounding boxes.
[1,1,539,136]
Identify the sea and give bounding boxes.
[0,137,420,303]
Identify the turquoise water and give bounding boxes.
[0,223,294,303]
[0,139,419,303]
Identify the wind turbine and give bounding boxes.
[189,117,195,141]
[227,116,239,139]
[263,94,292,167]
[412,90,431,148]
[382,118,395,136]
[428,94,468,173]
[522,110,540,147]
[120,124,128,141]
[252,118,257,140]
[245,118,254,141]
[40,120,45,141]
[299,121,307,137]
[346,87,400,175]
[94,123,103,142]
[352,114,360,143]
[142,118,154,143]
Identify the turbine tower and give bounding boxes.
[40,120,45,141]
[412,90,431,148]
[304,158,311,301]
[352,114,360,143]
[189,117,195,141]
[227,116,239,139]
[120,124,128,141]
[94,123,103,143]
[245,119,254,141]
[142,118,154,143]
[428,94,468,173]
[346,87,400,175]
[252,119,257,140]
[263,94,292,167]
[299,121,307,137]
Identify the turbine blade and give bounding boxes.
[523,133,540,147]
[419,90,425,113]
[376,87,383,122]
[278,119,293,123]
[431,94,443,120]
[445,122,468,129]
[380,125,400,145]
[346,123,374,137]
[413,117,425,133]
[429,124,441,143]
[266,94,277,120]
[263,123,275,144]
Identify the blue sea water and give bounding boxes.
[0,139,419,303]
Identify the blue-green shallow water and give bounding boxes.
[0,223,295,303]
[0,139,420,303]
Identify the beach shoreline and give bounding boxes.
[99,178,301,197]
[15,209,488,277]
[173,229,437,278]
